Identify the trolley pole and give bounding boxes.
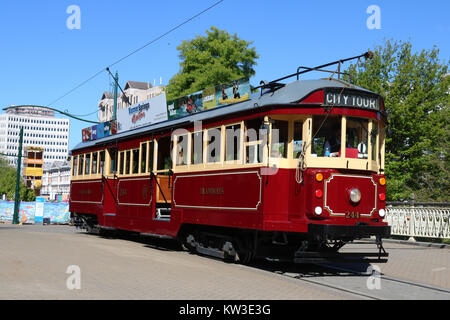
[106,68,131,119]
[12,127,24,225]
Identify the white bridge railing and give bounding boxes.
[385,206,450,239]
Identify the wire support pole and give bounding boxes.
[12,127,24,225]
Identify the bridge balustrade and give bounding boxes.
[385,204,450,239]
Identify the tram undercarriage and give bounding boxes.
[179,224,389,264]
[72,211,388,264]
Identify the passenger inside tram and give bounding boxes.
[311,115,342,157]
[311,116,371,159]
[324,125,341,157]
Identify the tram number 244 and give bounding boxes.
[346,211,361,219]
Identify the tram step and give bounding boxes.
[196,245,225,260]
[155,208,171,220]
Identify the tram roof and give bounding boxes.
[72,78,377,152]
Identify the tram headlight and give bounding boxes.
[349,188,361,204]
[314,206,322,216]
[378,209,386,218]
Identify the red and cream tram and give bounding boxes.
[70,53,390,263]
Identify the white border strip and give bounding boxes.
[324,174,377,216]
[117,177,153,207]
[173,170,262,211]
[70,180,104,204]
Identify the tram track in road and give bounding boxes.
[248,260,382,300]
[280,271,382,300]
[245,259,450,300]
[315,262,450,297]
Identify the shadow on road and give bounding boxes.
[76,227,376,279]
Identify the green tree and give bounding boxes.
[0,155,36,202]
[166,26,259,100]
[345,39,450,201]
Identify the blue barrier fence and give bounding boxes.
[0,201,71,224]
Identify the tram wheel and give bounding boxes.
[182,233,197,253]
[222,241,237,262]
[236,235,255,264]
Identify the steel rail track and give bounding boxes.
[316,263,450,296]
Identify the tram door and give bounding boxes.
[102,147,118,227]
[153,137,172,220]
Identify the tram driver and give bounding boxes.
[324,126,341,157]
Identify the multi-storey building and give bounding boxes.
[41,159,71,202]
[98,81,164,122]
[0,105,70,166]
[23,146,44,194]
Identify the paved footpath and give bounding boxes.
[0,224,448,300]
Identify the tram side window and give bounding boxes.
[371,122,378,161]
[191,132,203,165]
[311,115,342,157]
[119,151,125,175]
[225,124,241,162]
[125,150,131,174]
[207,127,221,163]
[270,120,288,158]
[346,117,368,159]
[245,117,265,164]
[147,141,154,172]
[293,120,303,158]
[157,136,172,171]
[78,155,84,175]
[132,149,139,174]
[379,125,384,165]
[99,151,105,175]
[92,152,98,174]
[108,148,117,174]
[176,135,188,166]
[72,156,78,176]
[85,153,91,175]
[141,143,147,173]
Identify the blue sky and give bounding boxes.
[0,0,449,149]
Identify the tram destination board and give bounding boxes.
[324,88,380,110]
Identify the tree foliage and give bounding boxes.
[345,39,450,201]
[166,26,259,100]
[0,156,36,202]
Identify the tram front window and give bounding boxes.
[346,117,368,159]
[311,115,342,157]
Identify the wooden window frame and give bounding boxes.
[205,125,223,164]
[224,122,243,165]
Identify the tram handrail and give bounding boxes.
[102,175,118,204]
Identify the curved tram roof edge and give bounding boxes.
[72,79,379,152]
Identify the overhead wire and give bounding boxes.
[45,0,225,113]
